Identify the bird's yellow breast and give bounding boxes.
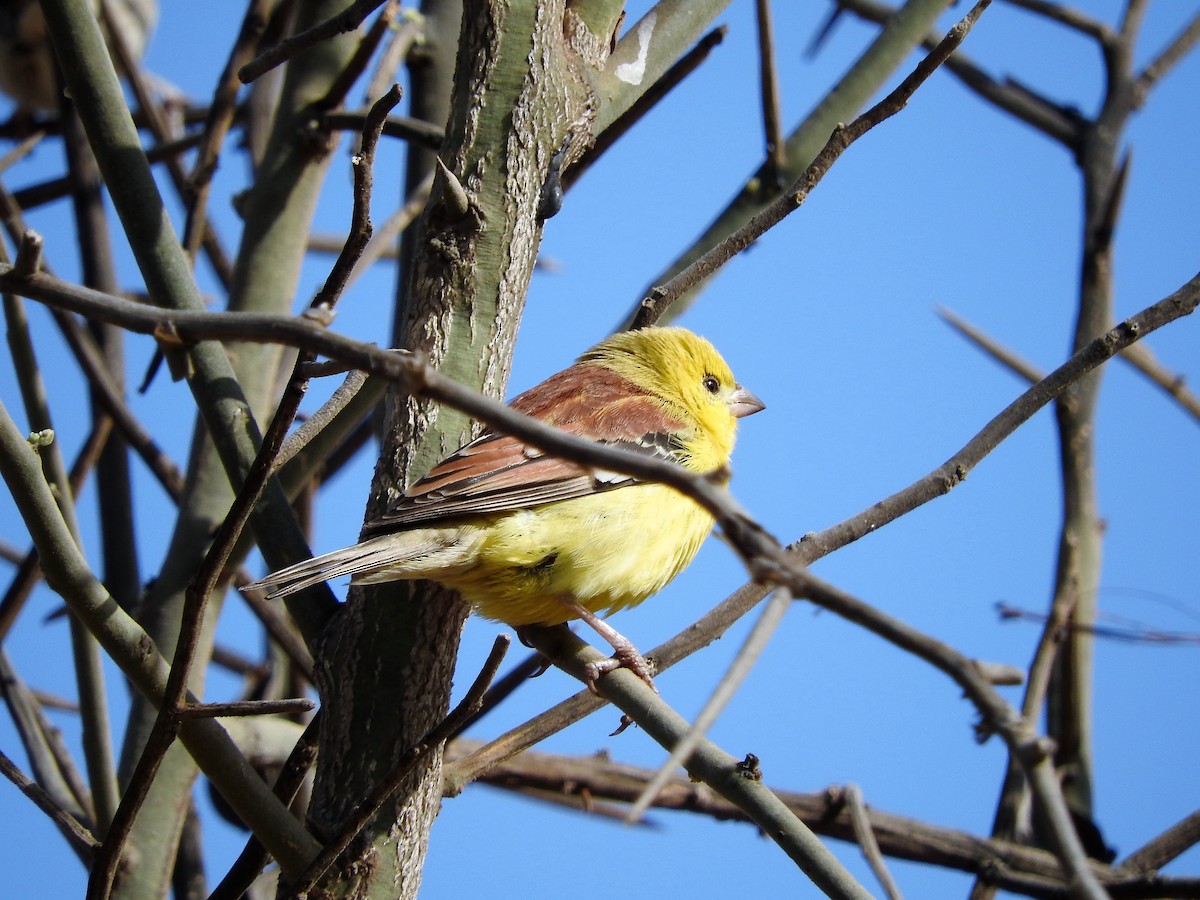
[439,483,714,627]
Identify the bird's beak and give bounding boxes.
[728,384,765,418]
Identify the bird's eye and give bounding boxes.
[702,374,720,394]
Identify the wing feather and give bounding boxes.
[363,364,687,533]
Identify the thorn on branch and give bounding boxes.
[434,157,472,221]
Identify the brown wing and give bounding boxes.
[362,364,686,533]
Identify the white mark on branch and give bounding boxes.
[614,12,656,84]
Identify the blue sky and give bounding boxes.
[1,1,1198,897]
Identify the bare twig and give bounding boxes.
[273,369,369,472]
[1000,0,1115,44]
[318,110,445,147]
[0,748,99,860]
[755,0,786,183]
[1119,808,1200,875]
[101,0,234,288]
[183,0,276,266]
[0,650,94,830]
[176,698,316,719]
[844,784,904,900]
[937,306,1046,383]
[315,0,399,111]
[631,0,993,328]
[1133,12,1200,105]
[833,0,1083,149]
[240,0,390,83]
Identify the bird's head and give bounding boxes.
[581,326,764,471]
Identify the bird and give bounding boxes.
[245,326,764,691]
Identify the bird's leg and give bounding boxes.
[556,598,658,695]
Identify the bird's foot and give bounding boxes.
[553,598,658,695]
[583,644,658,696]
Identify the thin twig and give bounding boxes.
[844,784,904,900]
[234,577,317,679]
[0,130,46,176]
[755,0,787,183]
[318,110,445,147]
[0,649,94,829]
[183,0,276,266]
[448,650,552,739]
[240,0,390,83]
[8,131,207,212]
[1118,808,1200,875]
[100,0,234,288]
[941,304,1200,428]
[315,0,400,111]
[176,698,316,719]
[833,0,1083,150]
[1000,0,1115,44]
[273,369,368,472]
[937,307,1046,383]
[1133,10,1200,104]
[631,0,993,328]
[0,748,99,859]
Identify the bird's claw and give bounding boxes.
[583,647,658,695]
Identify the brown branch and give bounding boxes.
[317,110,445,147]
[834,0,1083,149]
[1119,809,1200,876]
[1000,0,1116,45]
[239,0,390,83]
[845,784,904,900]
[448,740,1200,897]
[176,698,316,719]
[232,578,317,678]
[315,0,399,111]
[0,649,95,830]
[8,131,206,212]
[1133,12,1200,106]
[755,0,786,184]
[183,0,275,266]
[631,0,993,328]
[0,748,98,860]
[937,307,1047,383]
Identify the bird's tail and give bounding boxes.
[242,528,474,600]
